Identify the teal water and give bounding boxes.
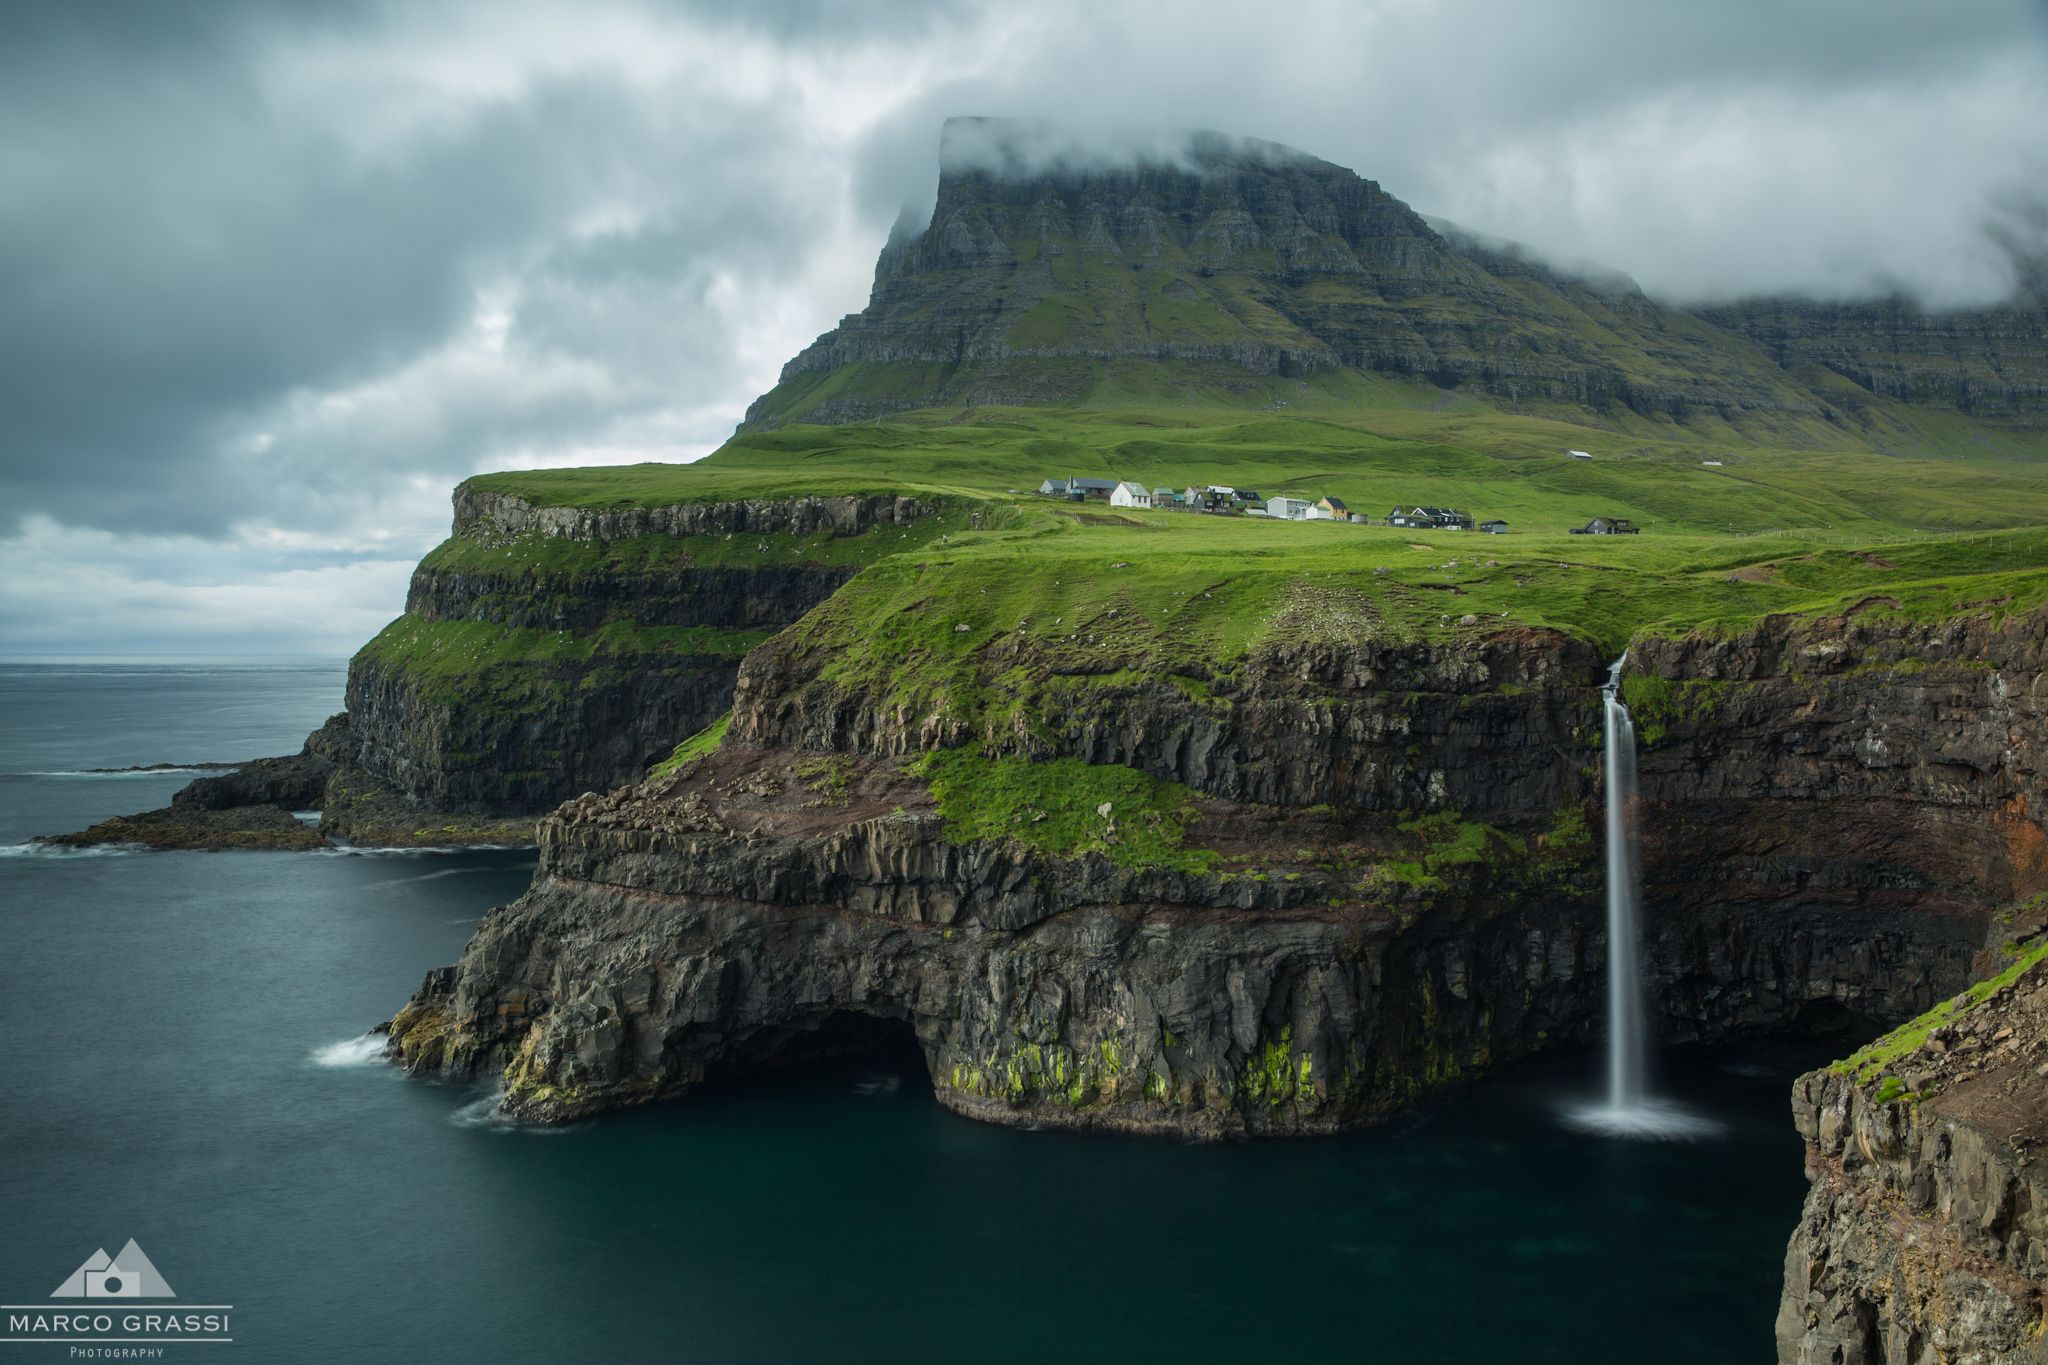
[0,660,1817,1363]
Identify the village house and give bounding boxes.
[1307,495,1349,521]
[1570,516,1640,535]
[1263,495,1312,520]
[1152,487,1181,507]
[1478,519,1509,534]
[1109,480,1153,509]
[1387,505,1472,530]
[1037,477,1120,501]
[1567,449,1593,460]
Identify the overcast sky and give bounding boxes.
[3,0,2044,655]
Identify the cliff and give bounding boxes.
[1777,934,2048,1363]
[1699,291,2048,431]
[387,602,2048,1137]
[320,490,939,842]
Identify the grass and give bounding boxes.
[1833,936,2048,1093]
[650,714,731,780]
[1374,813,1526,890]
[362,381,2047,800]
[913,749,1220,874]
[762,511,2048,746]
[432,377,2048,673]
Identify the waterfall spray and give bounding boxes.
[1562,653,1718,1139]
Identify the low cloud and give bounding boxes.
[1,0,2042,653]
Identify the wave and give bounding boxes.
[19,768,224,779]
[310,1035,390,1068]
[0,841,141,859]
[366,867,495,892]
[310,843,536,858]
[449,1093,587,1136]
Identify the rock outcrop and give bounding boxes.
[387,605,2048,1138]
[40,802,328,852]
[1776,933,2048,1363]
[38,719,345,850]
[333,491,934,822]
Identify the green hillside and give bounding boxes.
[450,119,2047,699]
[466,389,2048,665]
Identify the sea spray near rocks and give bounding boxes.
[310,1036,390,1068]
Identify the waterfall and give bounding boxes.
[1561,654,1718,1139]
[1600,654,1647,1111]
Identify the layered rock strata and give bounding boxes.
[388,606,2048,1137]
[1777,936,2048,1363]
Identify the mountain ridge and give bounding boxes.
[743,117,2046,437]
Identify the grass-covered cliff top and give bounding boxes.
[465,380,2046,527]
[444,386,2047,665]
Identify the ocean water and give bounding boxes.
[0,659,1820,1363]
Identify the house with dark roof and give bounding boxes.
[1386,505,1472,530]
[1038,476,1120,501]
[1478,519,1508,534]
[1309,495,1350,520]
[1569,516,1640,535]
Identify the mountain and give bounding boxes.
[744,117,2046,437]
[1697,289,2048,426]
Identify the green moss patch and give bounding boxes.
[650,714,731,780]
[913,749,1219,874]
[1833,936,2048,1091]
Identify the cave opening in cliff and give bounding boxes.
[707,1009,934,1100]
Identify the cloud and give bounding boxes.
[0,516,416,656]
[0,0,2043,652]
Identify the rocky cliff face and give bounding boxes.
[386,604,2048,1137]
[1776,936,2048,1363]
[332,491,931,829]
[1699,292,2048,430]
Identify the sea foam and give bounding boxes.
[310,1035,390,1068]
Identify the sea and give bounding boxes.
[0,658,1823,1363]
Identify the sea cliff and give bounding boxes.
[387,603,2048,1137]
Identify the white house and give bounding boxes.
[1265,496,1312,520]
[1567,449,1593,460]
[1109,480,1153,509]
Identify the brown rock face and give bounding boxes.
[387,606,2048,1143]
